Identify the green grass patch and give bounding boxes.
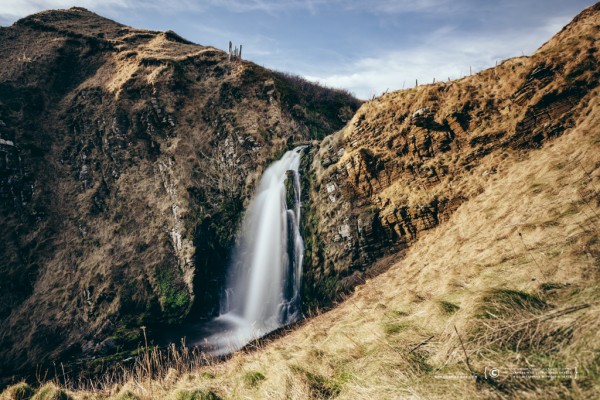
[383,322,409,335]
[438,300,460,315]
[156,268,192,320]
[3,382,35,400]
[200,371,215,379]
[32,383,71,400]
[386,309,410,317]
[290,365,346,398]
[243,371,266,387]
[115,391,140,400]
[116,325,141,343]
[173,389,221,400]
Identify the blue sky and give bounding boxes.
[1,0,596,99]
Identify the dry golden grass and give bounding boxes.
[306,2,598,294]
[2,5,597,398]
[8,86,598,400]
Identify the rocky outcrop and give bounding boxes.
[0,137,33,206]
[301,3,600,307]
[0,8,360,376]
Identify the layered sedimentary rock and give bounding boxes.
[301,3,600,306]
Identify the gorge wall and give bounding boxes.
[301,3,600,308]
[0,8,360,375]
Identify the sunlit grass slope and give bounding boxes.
[5,85,598,400]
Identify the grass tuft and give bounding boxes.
[475,289,548,319]
[114,391,140,400]
[438,300,460,315]
[2,382,35,400]
[173,389,221,400]
[200,372,215,379]
[242,371,266,388]
[383,321,409,335]
[290,365,343,399]
[31,383,71,400]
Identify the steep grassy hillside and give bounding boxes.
[8,69,597,400]
[0,7,360,378]
[301,3,599,308]
[1,3,598,398]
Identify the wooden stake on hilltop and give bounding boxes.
[228,41,232,62]
[239,44,243,60]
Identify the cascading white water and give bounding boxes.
[196,147,305,354]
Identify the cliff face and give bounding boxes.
[0,8,360,374]
[302,4,600,307]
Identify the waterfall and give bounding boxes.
[195,147,305,354]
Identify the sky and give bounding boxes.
[0,0,596,99]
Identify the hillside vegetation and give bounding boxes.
[0,7,360,378]
[1,3,599,400]
[301,3,599,311]
[5,79,598,400]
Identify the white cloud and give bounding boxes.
[205,0,321,13]
[0,1,125,19]
[111,0,459,15]
[537,14,574,38]
[0,0,204,21]
[303,16,571,99]
[344,0,459,14]
[206,0,459,15]
[0,0,583,102]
